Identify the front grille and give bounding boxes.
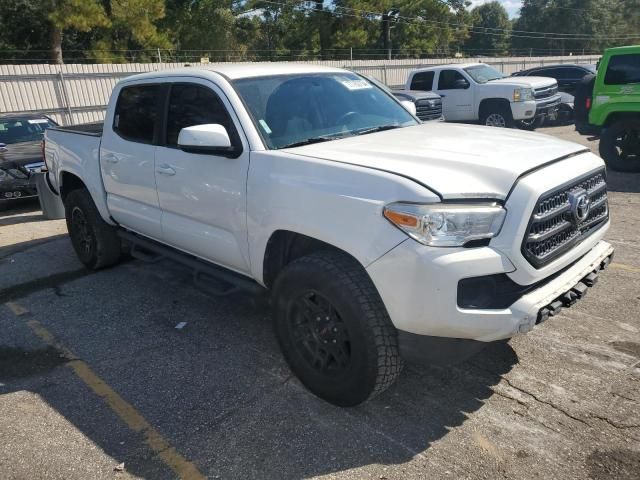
[415,99,442,121]
[522,169,609,268]
[534,85,558,99]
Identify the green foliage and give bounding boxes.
[48,0,110,32]
[0,0,638,63]
[465,1,510,55]
[512,0,635,55]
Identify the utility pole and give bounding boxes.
[382,9,400,60]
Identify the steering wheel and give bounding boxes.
[337,111,358,126]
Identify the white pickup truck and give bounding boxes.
[43,64,613,406]
[406,63,562,128]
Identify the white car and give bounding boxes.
[43,64,613,406]
[406,63,562,128]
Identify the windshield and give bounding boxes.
[233,72,418,149]
[0,117,56,144]
[464,65,505,84]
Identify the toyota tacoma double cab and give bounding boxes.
[43,64,613,406]
[574,45,640,172]
[406,63,561,129]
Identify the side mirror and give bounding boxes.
[177,124,235,155]
[400,100,417,116]
[453,79,470,89]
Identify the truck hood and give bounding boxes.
[286,123,587,200]
[489,76,557,89]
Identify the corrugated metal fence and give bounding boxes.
[0,55,598,126]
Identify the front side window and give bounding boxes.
[463,65,504,84]
[113,85,160,143]
[438,70,468,89]
[166,84,235,147]
[604,54,640,85]
[410,71,434,91]
[233,72,417,150]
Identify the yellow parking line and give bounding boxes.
[610,262,640,274]
[4,303,205,480]
[6,302,29,316]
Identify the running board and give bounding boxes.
[118,230,265,297]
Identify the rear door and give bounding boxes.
[154,79,251,274]
[100,83,163,239]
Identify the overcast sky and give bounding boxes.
[468,0,523,18]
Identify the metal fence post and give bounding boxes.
[58,70,74,125]
[383,64,388,85]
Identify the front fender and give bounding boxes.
[246,151,439,285]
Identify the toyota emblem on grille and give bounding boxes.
[569,188,590,223]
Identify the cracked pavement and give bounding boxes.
[1,126,639,479]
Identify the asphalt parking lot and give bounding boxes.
[1,125,639,480]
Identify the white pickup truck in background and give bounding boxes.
[406,63,562,129]
[43,64,613,406]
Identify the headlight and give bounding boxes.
[383,202,506,247]
[513,88,534,102]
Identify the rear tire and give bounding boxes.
[64,189,122,270]
[272,250,403,406]
[481,104,514,128]
[599,119,640,172]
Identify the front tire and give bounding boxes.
[599,119,640,172]
[481,105,514,128]
[64,188,122,270]
[517,115,544,131]
[272,251,403,406]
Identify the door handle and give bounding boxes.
[103,153,119,163]
[156,165,176,176]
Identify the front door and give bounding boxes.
[435,69,474,121]
[154,80,251,274]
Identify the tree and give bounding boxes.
[465,1,510,56]
[48,0,110,63]
[91,0,171,62]
[511,0,632,55]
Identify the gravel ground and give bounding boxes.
[0,125,639,480]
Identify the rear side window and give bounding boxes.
[410,71,434,91]
[437,70,466,90]
[604,54,640,85]
[538,68,563,79]
[113,85,160,143]
[165,84,235,147]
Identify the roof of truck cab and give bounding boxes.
[121,63,348,83]
[411,63,484,72]
[604,45,640,55]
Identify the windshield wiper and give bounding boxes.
[279,135,342,149]
[352,124,400,136]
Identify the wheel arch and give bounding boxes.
[262,230,367,289]
[603,111,640,128]
[59,171,87,202]
[479,98,511,117]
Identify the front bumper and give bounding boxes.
[510,95,562,121]
[534,94,562,118]
[367,239,614,343]
[0,178,38,201]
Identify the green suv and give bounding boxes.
[575,45,640,172]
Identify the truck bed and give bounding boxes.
[51,122,104,137]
